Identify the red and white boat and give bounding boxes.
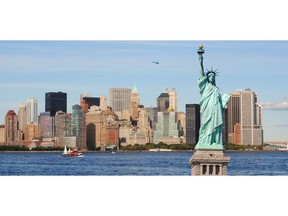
[62,146,84,157]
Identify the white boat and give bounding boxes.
[62,146,84,157]
[63,145,68,154]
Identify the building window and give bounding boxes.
[216,165,220,175]
[202,165,207,175]
[209,165,213,175]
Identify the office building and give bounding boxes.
[26,97,38,124]
[18,103,27,131]
[146,107,158,129]
[176,112,186,138]
[109,88,131,112]
[5,110,18,145]
[185,104,200,145]
[24,123,38,141]
[45,92,67,116]
[72,104,86,149]
[38,112,55,138]
[157,88,170,112]
[82,97,100,110]
[86,107,103,149]
[129,83,140,120]
[0,125,5,144]
[169,88,177,112]
[55,111,72,147]
[227,92,241,143]
[153,110,180,144]
[100,96,107,111]
[227,89,263,145]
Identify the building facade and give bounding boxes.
[5,110,18,145]
[227,92,241,143]
[146,107,158,130]
[26,97,38,124]
[54,111,72,147]
[100,96,107,111]
[38,112,55,138]
[109,88,131,112]
[18,103,27,132]
[24,123,38,141]
[153,111,180,144]
[157,89,169,112]
[169,88,177,112]
[45,92,67,116]
[0,125,5,144]
[72,104,86,149]
[129,83,140,120]
[227,89,263,145]
[185,104,200,145]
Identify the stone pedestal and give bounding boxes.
[189,149,230,176]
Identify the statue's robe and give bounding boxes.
[195,74,229,150]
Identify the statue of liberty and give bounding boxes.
[195,45,230,150]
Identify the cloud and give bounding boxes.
[259,101,288,110]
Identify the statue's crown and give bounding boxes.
[206,67,219,76]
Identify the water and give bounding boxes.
[0,151,288,176]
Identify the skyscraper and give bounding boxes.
[24,123,38,141]
[185,104,200,145]
[5,110,18,145]
[109,88,131,112]
[82,97,100,109]
[157,88,169,112]
[129,83,140,120]
[227,92,241,143]
[153,110,180,144]
[169,88,177,112]
[146,107,158,130]
[38,112,55,138]
[55,111,72,147]
[100,96,107,111]
[45,92,67,116]
[240,89,263,145]
[26,97,38,124]
[0,125,5,144]
[72,104,86,149]
[18,103,27,131]
[227,89,263,145]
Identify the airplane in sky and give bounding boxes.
[151,61,159,64]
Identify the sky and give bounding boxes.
[0,40,288,142]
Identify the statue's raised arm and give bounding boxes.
[197,45,205,76]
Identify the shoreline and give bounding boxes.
[0,149,287,153]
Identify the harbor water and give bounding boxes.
[0,151,287,176]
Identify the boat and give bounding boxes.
[62,146,84,157]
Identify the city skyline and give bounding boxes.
[1,41,288,142]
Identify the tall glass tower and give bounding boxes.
[185,104,200,145]
[26,97,38,124]
[72,104,86,149]
[45,92,67,116]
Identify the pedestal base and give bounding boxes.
[189,149,230,176]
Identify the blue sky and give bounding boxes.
[0,41,288,142]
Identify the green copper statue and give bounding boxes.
[195,45,230,150]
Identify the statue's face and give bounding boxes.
[208,73,215,84]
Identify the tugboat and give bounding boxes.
[62,146,84,157]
